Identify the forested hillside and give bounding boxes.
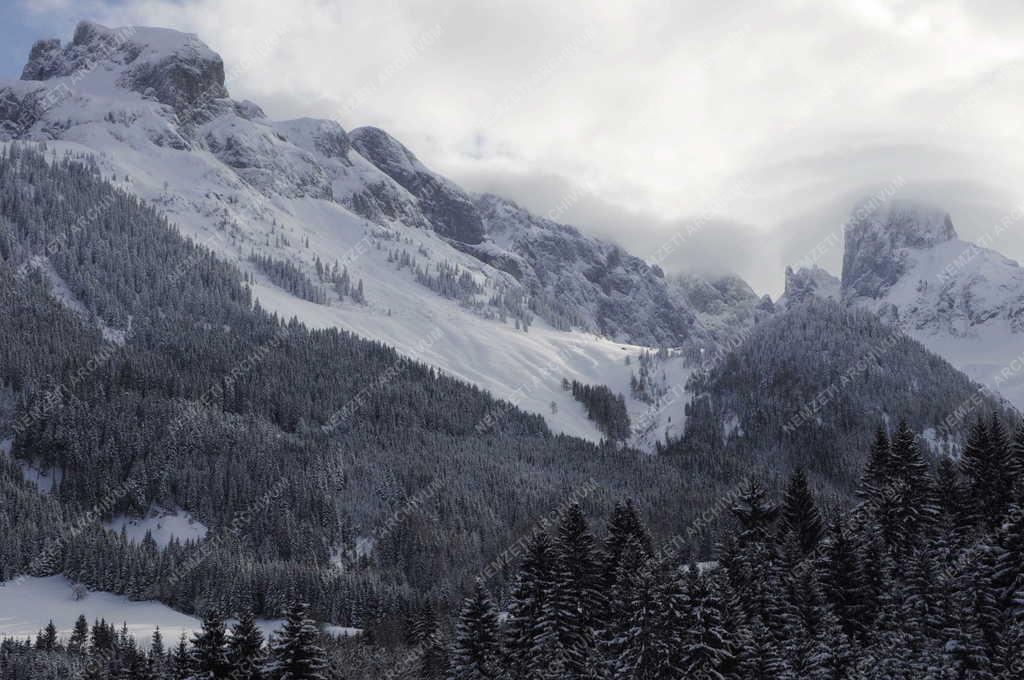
[7,418,1024,679]
[0,146,737,631]
[672,300,1009,491]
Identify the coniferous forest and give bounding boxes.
[2,146,1023,679]
[5,415,1024,678]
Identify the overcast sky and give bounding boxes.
[5,0,1024,297]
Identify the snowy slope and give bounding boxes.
[0,576,202,647]
[103,507,208,548]
[0,576,356,647]
[0,21,762,448]
[851,234,1024,409]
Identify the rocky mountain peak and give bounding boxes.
[842,199,957,300]
[350,126,485,244]
[20,21,228,115]
[781,265,841,308]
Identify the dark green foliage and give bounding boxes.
[779,468,824,555]
[249,252,327,305]
[449,581,499,680]
[190,614,231,679]
[674,300,1009,499]
[268,602,328,680]
[568,380,630,441]
[227,613,264,680]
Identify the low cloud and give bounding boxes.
[9,0,1024,297]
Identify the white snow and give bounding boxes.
[103,506,208,547]
[1,23,693,450]
[0,575,202,646]
[853,237,1024,410]
[0,576,358,647]
[322,625,362,639]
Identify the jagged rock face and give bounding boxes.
[670,273,773,344]
[842,200,957,300]
[20,21,228,116]
[273,118,350,159]
[20,39,63,80]
[0,84,46,138]
[780,265,841,308]
[472,193,773,347]
[788,196,1024,409]
[350,126,485,244]
[675,274,761,316]
[2,19,768,353]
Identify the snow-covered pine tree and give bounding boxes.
[418,632,450,680]
[961,416,1015,531]
[858,426,892,507]
[172,633,191,680]
[779,468,824,555]
[188,614,232,679]
[610,562,687,680]
[730,479,780,545]
[680,565,732,680]
[818,518,865,641]
[34,620,58,651]
[149,627,167,680]
[267,602,328,680]
[504,532,558,678]
[543,503,603,678]
[227,612,265,680]
[449,579,500,680]
[68,615,90,654]
[883,420,939,556]
[601,499,653,591]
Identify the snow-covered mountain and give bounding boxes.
[785,199,1024,410]
[0,21,763,447]
[778,265,842,309]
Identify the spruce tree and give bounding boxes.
[227,612,265,680]
[883,420,938,555]
[150,627,166,680]
[418,632,450,680]
[69,614,90,654]
[151,627,165,659]
[449,579,500,680]
[780,468,824,555]
[543,503,603,678]
[961,416,1014,530]
[1010,420,1024,493]
[189,613,232,679]
[859,425,892,507]
[172,633,191,680]
[612,565,687,680]
[681,567,732,680]
[730,478,780,545]
[34,620,58,651]
[267,602,328,680]
[504,532,557,678]
[602,499,653,590]
[818,518,864,640]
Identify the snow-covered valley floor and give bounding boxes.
[0,576,358,647]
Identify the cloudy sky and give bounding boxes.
[4,0,1024,297]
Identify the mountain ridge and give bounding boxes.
[784,198,1024,410]
[0,20,768,448]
